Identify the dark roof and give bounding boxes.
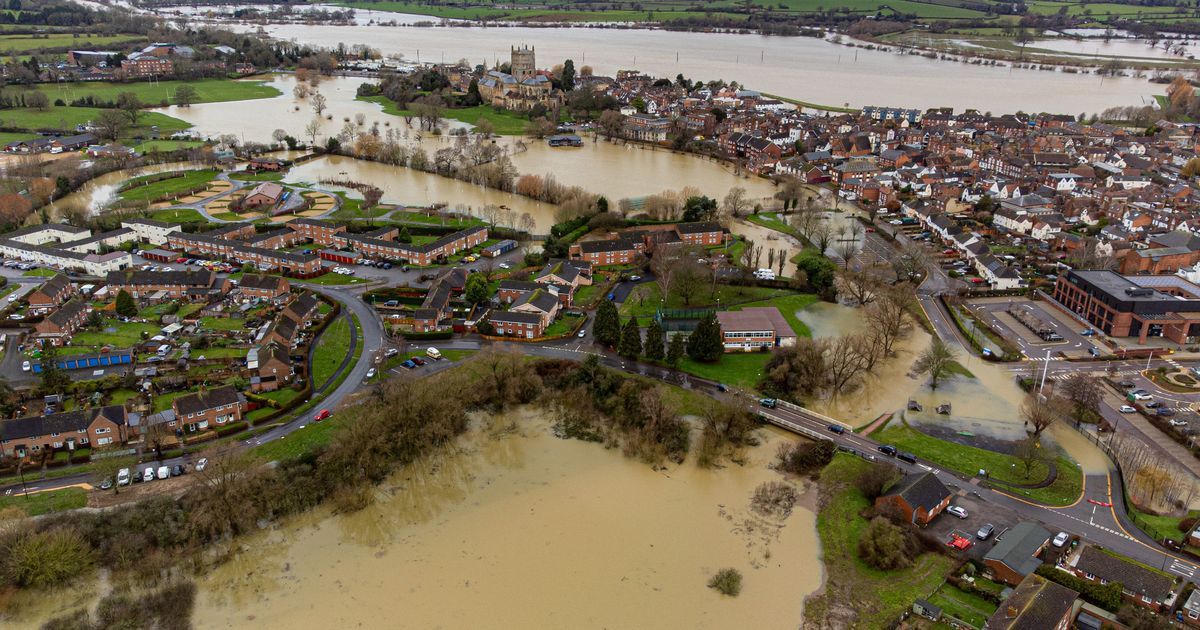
[268,315,298,341]
[984,522,1050,577]
[675,221,724,235]
[537,259,586,284]
[986,573,1078,630]
[285,292,318,319]
[1074,546,1175,600]
[257,341,289,366]
[33,273,73,300]
[577,238,638,254]
[106,268,215,288]
[489,310,543,325]
[173,386,242,416]
[499,279,541,293]
[239,273,287,292]
[513,289,559,314]
[882,471,951,513]
[45,298,87,329]
[0,405,127,441]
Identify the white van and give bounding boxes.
[754,269,776,280]
[142,467,156,482]
[157,465,170,479]
[116,468,131,486]
[426,347,442,360]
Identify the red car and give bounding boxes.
[175,257,187,264]
[313,409,331,422]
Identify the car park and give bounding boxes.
[1052,532,1071,547]
[1119,405,1137,413]
[976,524,995,540]
[946,505,968,519]
[142,468,156,482]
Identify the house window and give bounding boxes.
[1084,573,1094,580]
[1142,595,1153,604]
[96,437,112,446]
[95,427,110,435]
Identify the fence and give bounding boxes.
[775,398,852,429]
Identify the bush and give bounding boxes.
[215,421,248,437]
[707,568,742,596]
[0,527,95,588]
[855,461,901,500]
[776,439,836,475]
[858,516,916,570]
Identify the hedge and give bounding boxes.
[401,330,453,341]
[1035,565,1122,612]
[215,421,249,438]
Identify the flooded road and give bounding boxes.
[191,409,820,629]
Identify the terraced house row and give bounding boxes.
[0,223,137,276]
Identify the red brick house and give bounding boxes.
[569,238,643,265]
[33,298,89,346]
[0,405,128,456]
[26,273,77,313]
[985,573,1079,630]
[237,274,290,300]
[1067,545,1176,612]
[173,386,246,432]
[243,182,285,209]
[982,522,1050,586]
[874,471,951,526]
[488,310,545,338]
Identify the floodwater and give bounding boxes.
[235,21,1152,112]
[48,160,206,218]
[1028,38,1196,61]
[189,409,820,629]
[795,300,1109,474]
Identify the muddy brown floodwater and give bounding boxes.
[188,409,820,629]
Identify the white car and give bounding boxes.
[1052,532,1070,548]
[1132,392,1152,401]
[142,468,156,482]
[21,360,29,372]
[1119,405,1137,413]
[946,505,968,519]
[498,262,512,269]
[366,368,377,379]
[195,458,208,472]
[384,348,399,358]
[1170,418,1188,427]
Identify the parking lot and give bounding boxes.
[965,297,1103,359]
[925,486,1023,562]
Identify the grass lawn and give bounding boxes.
[730,292,818,338]
[0,487,86,517]
[1129,505,1194,542]
[619,282,792,319]
[300,273,369,286]
[804,454,956,628]
[71,320,158,347]
[121,169,218,202]
[261,388,302,406]
[230,170,284,182]
[928,583,998,628]
[360,95,532,135]
[148,208,207,223]
[134,139,206,153]
[874,423,1082,506]
[194,347,247,359]
[199,316,246,331]
[543,313,583,337]
[109,388,140,405]
[0,33,142,54]
[34,78,280,107]
[22,267,56,277]
[0,106,189,136]
[152,389,193,413]
[253,413,341,461]
[312,315,351,388]
[438,349,476,362]
[391,210,485,228]
[678,352,770,391]
[211,211,243,221]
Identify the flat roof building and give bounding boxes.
[1053,270,1200,344]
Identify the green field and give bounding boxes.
[0,487,86,516]
[35,78,280,107]
[678,352,771,391]
[70,320,158,348]
[200,316,247,331]
[229,170,284,182]
[874,423,1082,506]
[120,169,218,202]
[927,583,998,627]
[134,139,207,153]
[149,208,207,223]
[360,95,533,135]
[0,33,142,53]
[0,105,189,136]
[312,315,352,388]
[804,454,957,628]
[22,267,56,277]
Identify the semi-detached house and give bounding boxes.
[0,405,128,456]
[172,386,246,432]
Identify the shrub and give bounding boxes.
[1035,565,1123,612]
[776,439,836,476]
[0,527,95,588]
[858,516,916,570]
[215,421,248,437]
[707,568,742,596]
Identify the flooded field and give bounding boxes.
[49,160,206,219]
[188,409,819,629]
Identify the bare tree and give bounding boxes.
[1020,394,1061,438]
[812,220,833,255]
[892,243,929,282]
[722,186,750,219]
[1060,373,1103,426]
[673,261,710,306]
[913,338,957,390]
[836,267,880,305]
[826,335,874,394]
[311,91,328,117]
[1013,437,1046,479]
[864,285,914,358]
[305,118,322,146]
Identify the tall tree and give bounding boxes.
[618,316,642,358]
[1021,394,1060,438]
[687,312,723,362]
[594,299,621,348]
[463,273,489,305]
[38,343,70,395]
[115,289,137,317]
[913,338,957,390]
[1061,373,1102,426]
[560,59,576,91]
[116,91,142,125]
[174,84,198,107]
[645,320,666,361]
[667,333,686,367]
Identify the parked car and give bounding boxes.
[1080,329,1095,336]
[498,263,512,269]
[384,348,399,358]
[897,452,918,464]
[1052,532,1071,547]
[314,409,331,422]
[195,458,208,472]
[1118,381,1135,389]
[99,477,113,490]
[1158,408,1176,417]
[365,368,377,379]
[976,524,995,540]
[411,357,426,366]
[116,468,131,486]
[21,360,29,372]
[142,468,156,482]
[1145,401,1163,409]
[401,359,416,369]
[946,505,968,519]
[1119,405,1137,413]
[157,466,170,480]
[759,398,777,409]
[827,424,845,435]
[577,328,587,338]
[171,464,185,477]
[1170,418,1188,427]
[426,347,442,360]
[1132,392,1153,401]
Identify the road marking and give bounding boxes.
[1170,560,1197,578]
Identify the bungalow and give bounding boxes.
[33,298,88,346]
[1068,545,1177,611]
[243,182,285,209]
[875,471,952,526]
[172,386,246,432]
[715,307,797,352]
[983,522,1050,586]
[0,405,129,456]
[237,274,290,300]
[984,573,1079,630]
[26,273,77,313]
